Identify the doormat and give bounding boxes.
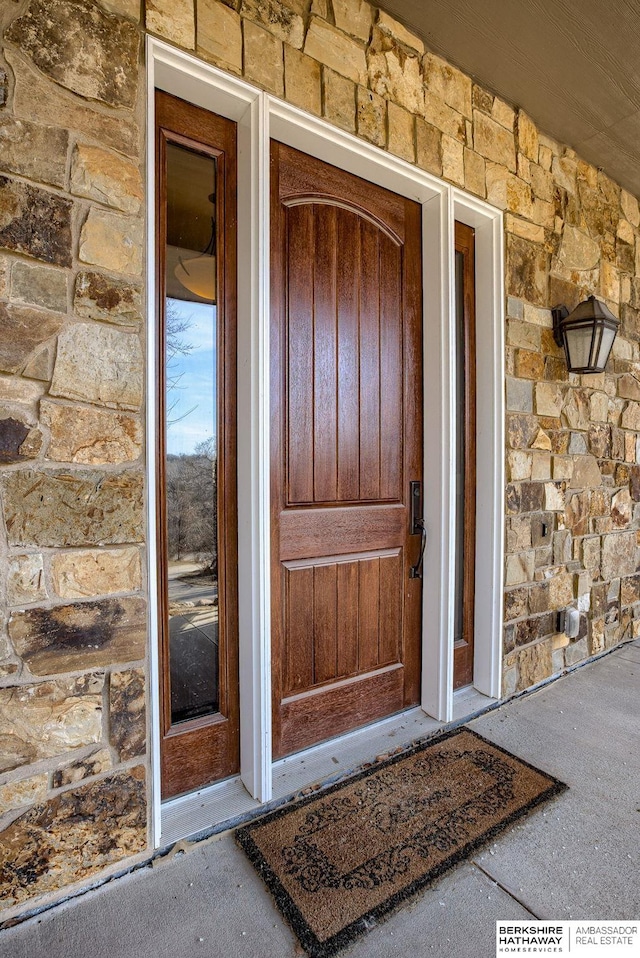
[236,727,566,958]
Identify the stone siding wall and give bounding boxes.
[0,0,638,916]
[0,0,148,914]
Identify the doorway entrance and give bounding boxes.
[269,142,424,759]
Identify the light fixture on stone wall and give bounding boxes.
[174,193,216,303]
[552,295,619,374]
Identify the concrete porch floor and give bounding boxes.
[1,640,638,958]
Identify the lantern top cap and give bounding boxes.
[566,295,618,325]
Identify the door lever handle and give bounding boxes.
[410,519,426,579]
[409,480,425,579]
[409,480,422,535]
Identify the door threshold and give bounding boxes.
[453,684,496,720]
[160,775,261,848]
[160,691,498,846]
[271,706,444,799]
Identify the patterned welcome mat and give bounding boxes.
[236,727,566,957]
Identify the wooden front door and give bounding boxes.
[270,142,424,759]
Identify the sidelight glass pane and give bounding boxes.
[164,142,219,725]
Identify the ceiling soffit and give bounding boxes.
[378,0,640,198]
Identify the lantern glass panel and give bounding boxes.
[564,324,593,370]
[595,325,616,370]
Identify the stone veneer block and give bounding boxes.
[9,595,147,676]
[7,0,140,108]
[530,163,554,202]
[71,144,143,215]
[505,551,535,586]
[368,26,424,116]
[505,214,544,243]
[42,400,142,464]
[0,378,45,410]
[473,84,493,114]
[601,260,620,303]
[515,639,552,691]
[197,0,243,72]
[74,272,143,327]
[0,177,72,268]
[552,155,577,194]
[8,50,139,158]
[52,748,112,789]
[464,148,485,197]
[323,69,356,134]
[387,102,415,163]
[516,110,538,162]
[423,52,472,119]
[240,0,304,48]
[284,46,322,116]
[0,255,8,298]
[0,767,146,907]
[415,118,442,176]
[50,324,143,410]
[332,0,372,42]
[51,547,142,599]
[474,110,516,172]
[1,470,144,547]
[611,488,632,528]
[442,134,464,187]
[507,234,550,306]
[10,262,67,313]
[0,417,32,464]
[79,209,143,277]
[617,218,635,245]
[508,449,532,481]
[601,531,637,580]
[618,373,640,401]
[243,20,285,96]
[558,225,600,271]
[531,452,551,483]
[0,303,65,375]
[356,86,385,148]
[0,116,68,189]
[7,554,47,606]
[535,382,563,417]
[146,0,195,48]
[492,97,515,131]
[422,91,465,141]
[100,0,141,17]
[376,9,424,53]
[22,346,55,383]
[0,774,48,818]
[0,675,103,774]
[621,189,640,228]
[109,668,146,761]
[304,18,368,86]
[506,377,533,413]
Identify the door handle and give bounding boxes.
[409,480,422,535]
[409,481,426,579]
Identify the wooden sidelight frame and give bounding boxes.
[155,90,239,799]
[453,221,477,690]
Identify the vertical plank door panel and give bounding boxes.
[272,142,423,758]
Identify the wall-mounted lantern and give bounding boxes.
[552,295,619,374]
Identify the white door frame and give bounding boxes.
[146,38,504,847]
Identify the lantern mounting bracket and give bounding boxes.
[552,304,569,348]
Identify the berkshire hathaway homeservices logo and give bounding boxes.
[497,921,639,955]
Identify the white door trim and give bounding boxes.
[146,38,504,847]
